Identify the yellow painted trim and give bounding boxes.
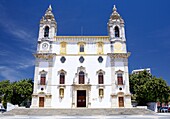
[97,42,104,54]
[99,89,104,97]
[55,36,109,38]
[60,42,67,55]
[56,54,107,56]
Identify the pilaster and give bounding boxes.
[47,62,53,94]
[33,62,39,94]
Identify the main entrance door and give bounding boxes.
[119,97,124,107]
[77,90,86,107]
[39,97,44,107]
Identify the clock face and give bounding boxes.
[114,42,122,53]
[42,43,48,50]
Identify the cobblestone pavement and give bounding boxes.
[0,114,170,119]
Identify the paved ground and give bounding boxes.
[0,113,170,119]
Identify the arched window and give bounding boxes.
[98,72,104,84]
[40,74,46,85]
[80,45,84,52]
[79,71,85,84]
[60,73,65,84]
[44,26,49,37]
[117,73,123,85]
[115,26,119,38]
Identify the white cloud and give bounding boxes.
[21,47,36,53]
[0,21,36,45]
[0,56,35,81]
[16,58,35,69]
[0,4,36,81]
[0,5,37,45]
[0,66,22,81]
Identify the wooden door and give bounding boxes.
[77,90,86,107]
[119,97,124,107]
[39,97,44,107]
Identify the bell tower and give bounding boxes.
[31,5,56,108]
[38,5,57,41]
[107,5,132,108]
[108,5,127,53]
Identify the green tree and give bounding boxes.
[0,79,33,108]
[0,80,13,108]
[129,70,170,106]
[11,79,33,106]
[129,70,152,105]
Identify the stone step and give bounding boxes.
[3,108,156,116]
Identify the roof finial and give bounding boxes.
[113,5,117,12]
[48,4,52,11]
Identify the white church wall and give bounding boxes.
[91,86,111,108]
[49,55,112,108]
[51,86,72,108]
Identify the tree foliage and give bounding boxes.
[130,70,170,106]
[0,79,33,108]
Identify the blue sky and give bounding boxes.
[0,0,170,85]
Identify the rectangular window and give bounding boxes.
[79,76,84,84]
[117,74,123,85]
[79,72,85,84]
[78,42,85,54]
[98,73,104,84]
[40,74,46,85]
[60,73,65,84]
[80,45,84,52]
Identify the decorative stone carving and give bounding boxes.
[58,69,67,75]
[45,94,52,98]
[115,69,124,74]
[39,70,47,75]
[32,94,38,97]
[96,69,105,75]
[110,93,117,97]
[125,94,131,97]
[107,52,130,59]
[54,36,110,43]
[34,53,56,59]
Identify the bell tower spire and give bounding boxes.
[38,5,57,40]
[107,5,126,53]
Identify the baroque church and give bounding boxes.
[31,5,132,108]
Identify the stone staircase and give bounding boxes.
[3,108,156,116]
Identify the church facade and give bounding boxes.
[31,5,132,108]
